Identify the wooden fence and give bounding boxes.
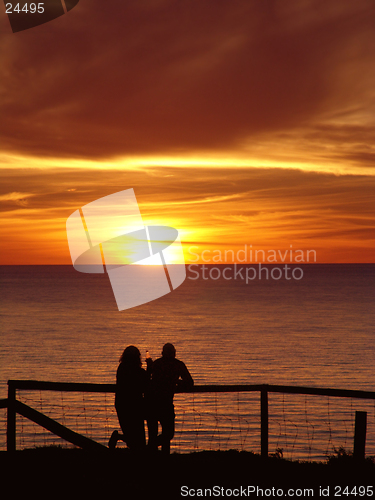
[2,380,374,458]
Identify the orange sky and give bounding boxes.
[0,0,374,264]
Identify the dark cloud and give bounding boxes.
[1,0,374,160]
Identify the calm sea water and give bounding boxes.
[0,265,374,458]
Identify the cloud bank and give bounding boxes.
[0,0,374,170]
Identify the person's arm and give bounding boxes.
[177,361,194,391]
[145,357,153,379]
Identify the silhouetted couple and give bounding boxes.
[109,343,193,454]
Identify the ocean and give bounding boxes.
[0,264,374,459]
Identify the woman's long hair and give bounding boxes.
[119,345,142,369]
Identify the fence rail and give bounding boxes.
[6,380,375,399]
[4,379,375,457]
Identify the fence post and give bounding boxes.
[353,411,367,460]
[261,386,268,459]
[7,380,16,452]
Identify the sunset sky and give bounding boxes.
[1,0,374,264]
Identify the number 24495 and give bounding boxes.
[5,3,45,14]
[335,486,373,496]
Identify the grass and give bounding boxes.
[0,446,374,498]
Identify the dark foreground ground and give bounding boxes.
[0,448,374,499]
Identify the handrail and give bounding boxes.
[7,379,375,400]
[8,380,116,393]
[0,399,8,409]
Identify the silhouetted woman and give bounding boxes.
[109,345,148,451]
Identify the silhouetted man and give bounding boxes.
[147,343,193,454]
